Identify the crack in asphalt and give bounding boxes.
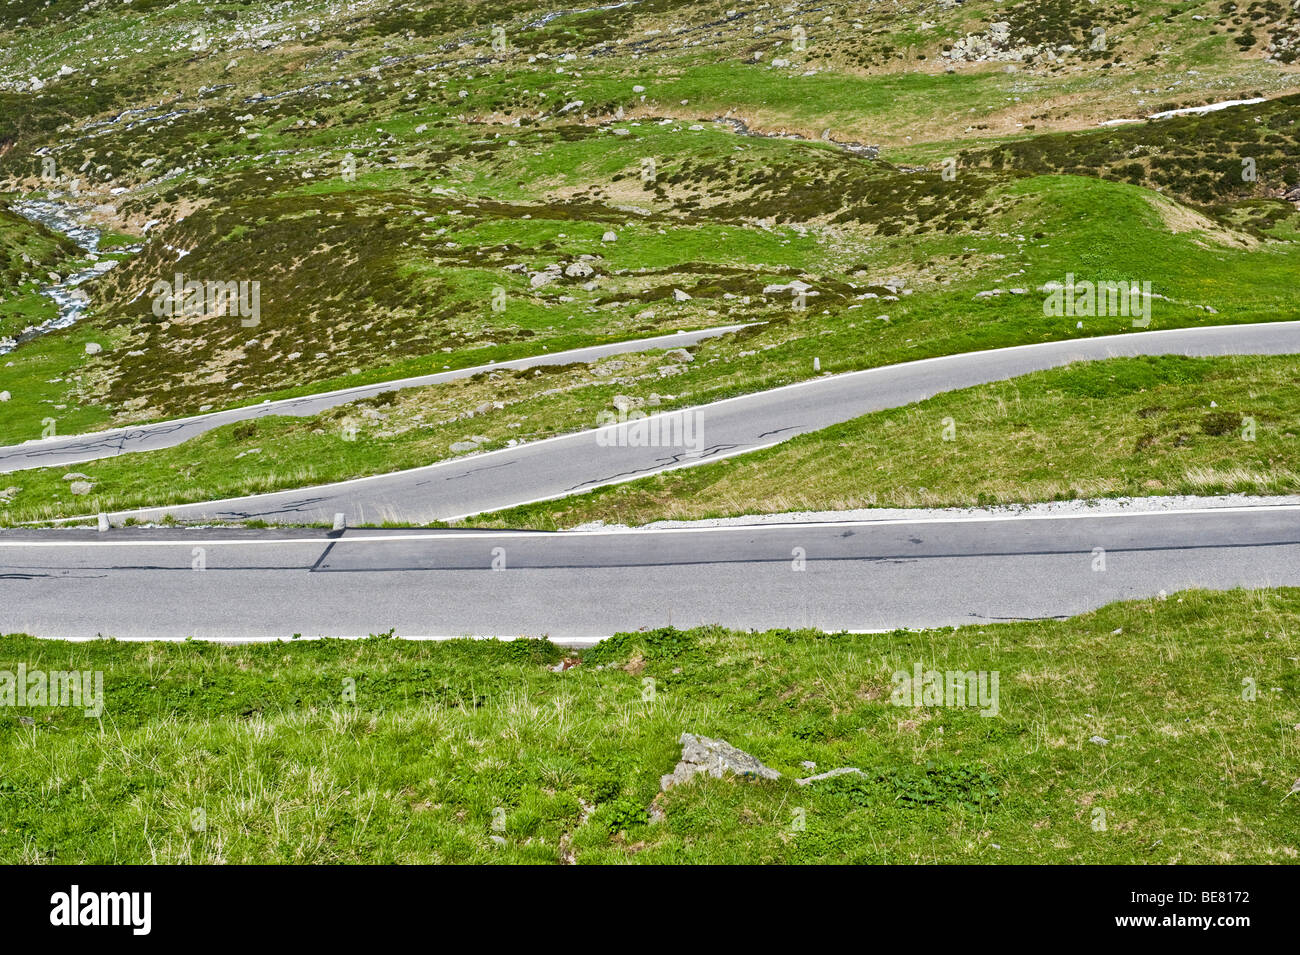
[439,460,518,482]
[564,443,742,492]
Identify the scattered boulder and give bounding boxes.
[69,481,94,495]
[84,342,102,355]
[762,279,817,297]
[529,265,562,289]
[659,733,780,791]
[943,23,1055,64]
[663,348,694,363]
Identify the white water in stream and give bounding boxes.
[1,198,138,355]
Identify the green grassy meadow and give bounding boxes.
[1,588,1296,863]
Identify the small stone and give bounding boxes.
[84,342,102,355]
[69,481,94,495]
[796,767,867,786]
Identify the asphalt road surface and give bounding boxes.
[0,324,749,474]
[48,319,1300,525]
[3,506,1298,640]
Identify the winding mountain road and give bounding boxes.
[0,324,749,474]
[5,320,1300,640]
[36,319,1300,526]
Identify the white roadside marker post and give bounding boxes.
[97,513,110,533]
[332,513,346,531]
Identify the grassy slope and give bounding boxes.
[0,0,1296,442]
[465,353,1300,529]
[1,588,1297,863]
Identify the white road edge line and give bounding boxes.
[33,633,612,645]
[5,502,1300,546]
[29,628,918,645]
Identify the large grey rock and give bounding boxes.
[660,733,780,791]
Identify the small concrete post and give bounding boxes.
[97,513,110,533]
[813,357,821,372]
[332,512,346,531]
